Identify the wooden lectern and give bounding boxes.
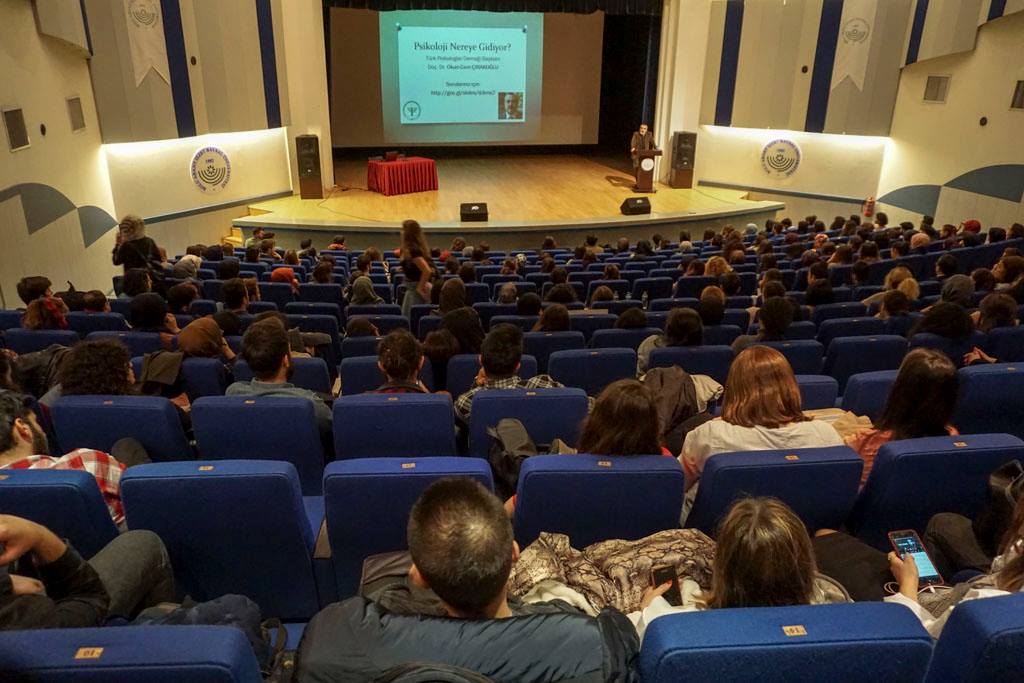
[634,149,662,193]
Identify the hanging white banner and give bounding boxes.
[124,0,170,87]
[831,0,877,92]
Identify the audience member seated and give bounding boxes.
[696,287,726,327]
[454,324,568,424]
[82,290,109,314]
[993,255,1024,303]
[616,308,648,329]
[732,296,793,354]
[423,329,459,390]
[311,261,333,284]
[935,254,959,282]
[271,267,300,294]
[939,274,975,309]
[910,301,974,341]
[680,346,843,496]
[120,267,152,298]
[16,276,52,308]
[349,276,383,306]
[971,267,997,295]
[178,317,236,365]
[637,308,703,375]
[532,304,570,332]
[226,321,332,435]
[297,479,638,680]
[631,497,847,638]
[441,306,485,354]
[577,379,666,456]
[496,282,518,304]
[345,317,380,338]
[171,250,201,280]
[373,329,430,394]
[0,391,149,526]
[0,514,174,629]
[435,279,466,316]
[876,290,911,321]
[244,227,265,249]
[212,278,249,335]
[255,311,331,358]
[21,297,69,331]
[516,293,542,317]
[165,282,199,315]
[327,234,347,250]
[545,283,578,304]
[844,349,958,486]
[129,293,179,348]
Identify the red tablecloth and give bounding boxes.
[367,157,439,196]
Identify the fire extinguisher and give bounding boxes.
[862,196,875,218]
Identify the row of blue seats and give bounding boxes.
[3,432,1021,618]
[3,594,1019,682]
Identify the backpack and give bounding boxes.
[973,459,1024,557]
[642,366,701,453]
[487,418,539,500]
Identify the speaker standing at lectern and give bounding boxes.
[630,123,657,176]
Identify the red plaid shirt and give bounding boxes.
[4,450,126,525]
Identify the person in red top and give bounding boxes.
[372,329,432,394]
[0,392,150,527]
[844,348,959,487]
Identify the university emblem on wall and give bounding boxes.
[127,0,160,28]
[190,147,232,194]
[760,139,801,179]
[842,18,870,44]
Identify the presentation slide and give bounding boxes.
[397,26,528,125]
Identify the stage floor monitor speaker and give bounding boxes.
[620,197,651,216]
[296,134,323,199]
[460,203,489,222]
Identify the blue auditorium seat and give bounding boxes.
[4,328,78,353]
[445,354,538,397]
[189,299,218,316]
[298,283,344,306]
[287,314,342,366]
[324,457,493,596]
[673,276,717,298]
[233,357,331,394]
[810,302,867,325]
[340,335,380,358]
[823,335,908,392]
[85,331,165,356]
[338,356,434,395]
[795,374,839,409]
[512,454,684,547]
[489,315,538,331]
[0,625,262,682]
[122,461,322,620]
[472,302,516,328]
[649,297,699,312]
[649,346,734,384]
[816,317,886,348]
[348,314,409,334]
[463,282,491,304]
[0,469,117,558]
[0,309,23,330]
[201,279,224,302]
[955,363,1024,439]
[345,304,401,317]
[333,394,455,459]
[926,593,1024,683]
[285,301,343,324]
[607,299,644,315]
[631,277,675,301]
[191,397,325,495]
[702,324,743,346]
[51,395,191,462]
[586,279,631,300]
[847,434,1024,549]
[685,446,862,537]
[639,603,932,683]
[66,312,129,335]
[840,370,898,420]
[466,388,589,457]
[416,314,442,339]
[257,282,295,310]
[523,331,586,373]
[755,340,824,374]
[180,357,229,399]
[909,331,986,368]
[983,326,1024,362]
[547,348,637,396]
[568,313,617,341]
[589,327,661,351]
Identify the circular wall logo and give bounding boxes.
[842,18,870,43]
[760,139,801,178]
[127,0,160,28]
[190,147,231,194]
[403,101,421,120]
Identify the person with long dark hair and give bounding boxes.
[576,380,663,456]
[399,219,435,317]
[636,308,703,375]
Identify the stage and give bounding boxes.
[234,154,784,249]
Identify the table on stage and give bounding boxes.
[367,156,439,196]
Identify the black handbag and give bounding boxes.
[973,459,1024,558]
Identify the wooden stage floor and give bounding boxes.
[237,154,783,247]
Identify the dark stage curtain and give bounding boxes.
[323,0,661,16]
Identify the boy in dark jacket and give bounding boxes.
[295,479,639,682]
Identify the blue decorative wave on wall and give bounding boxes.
[0,183,117,248]
[878,164,1024,217]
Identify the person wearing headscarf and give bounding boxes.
[940,274,975,309]
[171,253,202,280]
[129,293,179,349]
[112,215,164,286]
[436,279,467,315]
[177,317,235,363]
[349,276,384,306]
[270,267,300,294]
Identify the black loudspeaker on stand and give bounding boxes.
[296,134,324,199]
[670,131,697,189]
[460,203,489,222]
[620,197,651,216]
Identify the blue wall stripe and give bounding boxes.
[159,0,196,137]
[804,0,843,133]
[987,0,1007,21]
[905,0,929,65]
[255,0,282,129]
[714,0,744,127]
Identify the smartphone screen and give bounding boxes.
[651,565,683,606]
[889,531,943,586]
